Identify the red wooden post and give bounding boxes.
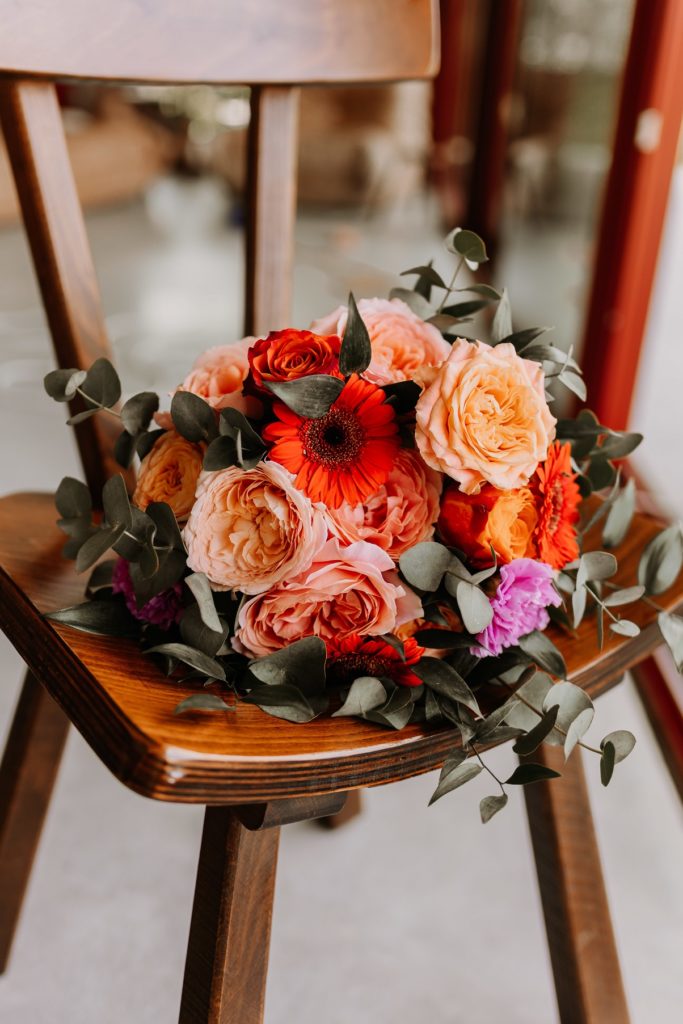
[580,0,683,431]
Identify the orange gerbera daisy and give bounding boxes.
[532,441,581,569]
[263,374,400,509]
[326,634,425,687]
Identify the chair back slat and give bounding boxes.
[0,80,132,496]
[0,0,439,85]
[245,87,300,336]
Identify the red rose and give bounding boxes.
[247,329,341,394]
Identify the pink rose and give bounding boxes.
[233,538,423,657]
[169,338,261,421]
[183,461,327,594]
[310,297,450,386]
[415,339,556,494]
[324,449,442,560]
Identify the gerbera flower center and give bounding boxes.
[328,652,391,685]
[300,408,366,468]
[546,478,565,535]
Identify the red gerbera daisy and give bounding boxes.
[263,374,400,509]
[326,634,425,687]
[532,441,581,569]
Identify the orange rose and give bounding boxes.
[438,483,538,566]
[247,329,341,393]
[415,339,556,493]
[133,430,204,521]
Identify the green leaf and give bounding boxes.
[518,631,567,679]
[203,435,238,471]
[171,390,217,443]
[365,685,415,730]
[542,681,594,749]
[180,604,229,657]
[174,694,232,715]
[121,391,159,435]
[572,584,587,628]
[512,705,559,756]
[388,287,434,319]
[381,380,421,414]
[600,741,616,786]
[102,473,133,529]
[440,299,491,318]
[456,580,493,634]
[186,572,222,633]
[457,283,502,300]
[490,287,512,342]
[66,408,98,426]
[339,292,372,376]
[129,548,186,605]
[658,612,683,671]
[597,431,643,460]
[248,636,327,697]
[44,368,87,402]
[145,643,226,682]
[412,658,480,715]
[638,525,683,595]
[413,629,471,649]
[603,479,636,548]
[244,684,327,723]
[579,551,617,581]
[601,730,636,764]
[609,619,640,638]
[136,428,165,460]
[219,408,266,467]
[480,793,508,823]
[332,676,387,717]
[146,501,186,551]
[499,326,550,352]
[603,586,644,607]
[429,761,482,805]
[46,600,140,638]
[446,228,488,264]
[75,523,125,572]
[86,560,116,594]
[114,430,136,469]
[265,374,344,419]
[586,456,616,491]
[81,358,121,408]
[399,541,452,592]
[505,764,561,786]
[557,370,587,402]
[400,265,447,290]
[55,476,92,520]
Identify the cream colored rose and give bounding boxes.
[415,339,556,493]
[133,430,204,521]
[232,538,423,657]
[183,461,327,594]
[311,297,450,386]
[324,449,442,560]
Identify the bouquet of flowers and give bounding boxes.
[44,229,683,821]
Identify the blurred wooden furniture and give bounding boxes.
[580,0,683,802]
[0,4,680,1023]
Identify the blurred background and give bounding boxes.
[0,0,682,1021]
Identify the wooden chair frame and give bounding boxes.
[0,4,679,1022]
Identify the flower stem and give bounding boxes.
[470,742,506,795]
[437,256,466,312]
[75,387,122,420]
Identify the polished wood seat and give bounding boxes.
[1,490,681,806]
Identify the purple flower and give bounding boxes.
[112,558,184,632]
[471,558,562,658]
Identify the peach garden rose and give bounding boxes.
[324,449,442,560]
[132,430,204,522]
[310,296,450,386]
[183,461,327,594]
[415,339,556,494]
[176,337,261,418]
[233,538,423,657]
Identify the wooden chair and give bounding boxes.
[0,4,681,1022]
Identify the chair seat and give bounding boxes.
[0,491,681,805]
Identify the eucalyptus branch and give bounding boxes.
[75,387,122,420]
[602,579,664,614]
[437,255,466,312]
[584,583,620,624]
[470,741,506,795]
[501,682,602,756]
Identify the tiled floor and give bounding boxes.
[0,178,682,1023]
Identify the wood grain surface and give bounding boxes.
[1,492,681,805]
[0,0,439,86]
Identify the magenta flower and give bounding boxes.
[112,558,184,632]
[471,558,562,658]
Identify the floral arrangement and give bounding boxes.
[44,229,683,821]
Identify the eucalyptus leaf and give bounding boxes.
[180,604,229,657]
[512,705,559,756]
[557,370,587,401]
[638,525,683,595]
[429,761,482,805]
[339,292,372,375]
[114,430,136,469]
[136,428,165,460]
[601,730,636,764]
[600,741,616,786]
[80,358,121,408]
[203,435,238,471]
[265,374,344,419]
[412,658,480,715]
[174,694,232,715]
[146,501,186,551]
[145,643,226,682]
[518,631,567,679]
[491,287,512,342]
[121,391,159,435]
[186,572,222,632]
[580,551,617,581]
[75,523,125,573]
[446,228,488,264]
[597,431,643,460]
[46,599,140,638]
[542,681,594,747]
[388,287,435,319]
[244,684,326,723]
[505,764,561,786]
[440,299,491,318]
[609,619,640,638]
[456,580,493,634]
[658,612,683,672]
[332,676,387,717]
[564,707,595,758]
[44,368,87,402]
[399,541,452,592]
[400,265,447,289]
[102,473,133,529]
[480,793,508,823]
[603,479,636,548]
[248,636,327,696]
[55,476,92,520]
[603,586,644,607]
[381,380,421,414]
[171,390,217,442]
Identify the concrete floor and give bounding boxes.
[0,178,682,1022]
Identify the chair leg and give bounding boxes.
[0,670,69,972]
[523,745,630,1024]
[178,807,280,1024]
[318,788,363,829]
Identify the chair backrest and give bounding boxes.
[0,0,439,497]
